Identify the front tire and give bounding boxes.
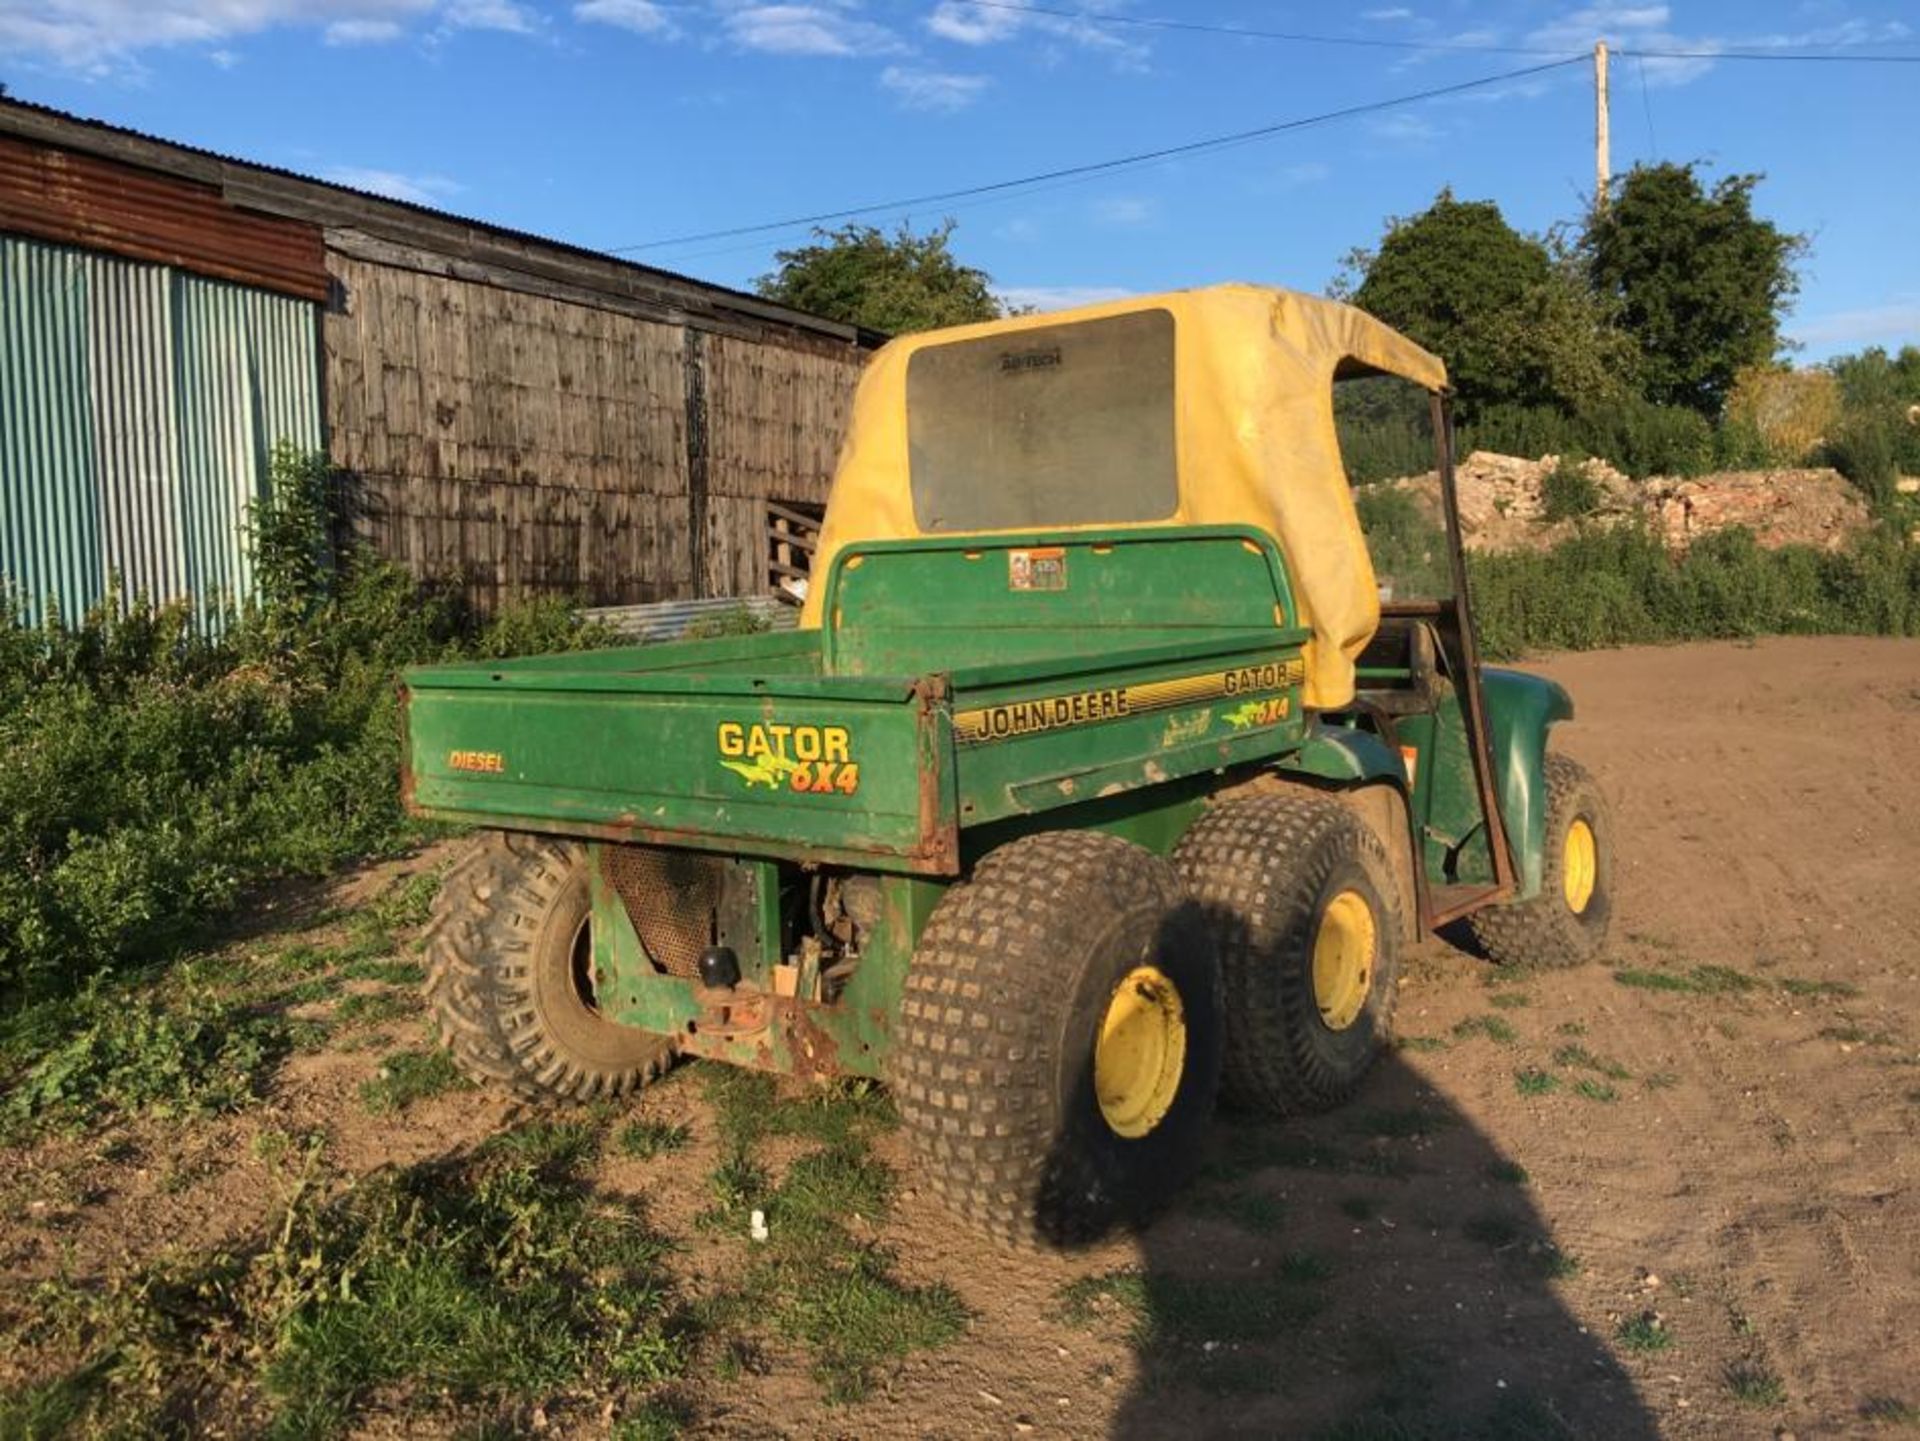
[425,833,677,1103]
[891,831,1223,1249]
[1174,790,1403,1117]
[1467,754,1613,969]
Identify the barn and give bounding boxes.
[0,97,878,626]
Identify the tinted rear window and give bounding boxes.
[906,308,1178,533]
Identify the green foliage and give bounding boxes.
[617,1118,692,1159]
[1465,395,1716,478]
[1725,1363,1786,1407]
[0,448,616,1007]
[1540,455,1602,522]
[1818,346,1920,507]
[755,220,1002,334]
[1349,192,1632,419]
[1615,1312,1674,1354]
[9,1122,689,1436]
[1468,525,1920,660]
[2,984,288,1136]
[1587,163,1805,415]
[1352,484,1451,600]
[692,1071,960,1403]
[359,1046,472,1114]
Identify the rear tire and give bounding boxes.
[425,832,677,1103]
[1174,790,1402,1117]
[1468,754,1612,970]
[891,831,1223,1249]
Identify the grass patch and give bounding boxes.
[1779,976,1859,998]
[2,982,291,1137]
[1860,1396,1920,1427]
[1555,1020,1588,1037]
[1514,1068,1560,1097]
[694,1071,961,1403]
[1056,1257,1329,1349]
[359,1046,471,1114]
[337,957,426,986]
[1551,1043,1631,1080]
[1536,1246,1581,1279]
[1191,1187,1289,1234]
[1819,1024,1898,1047]
[1350,1106,1445,1139]
[1643,1072,1680,1091]
[1615,1312,1673,1354]
[1452,1015,1518,1045]
[617,1118,693,1160]
[1726,1362,1787,1407]
[332,989,415,1027]
[1395,1035,1451,1054]
[1484,1159,1529,1185]
[1573,1078,1620,1103]
[1614,964,1761,995]
[1488,991,1531,1010]
[4,1121,688,1436]
[1461,1213,1521,1249]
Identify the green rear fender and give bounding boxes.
[1482,667,1574,900]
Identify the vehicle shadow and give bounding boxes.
[1080,1047,1661,1440]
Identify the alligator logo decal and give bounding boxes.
[721,753,801,789]
[1224,697,1291,730]
[716,722,861,795]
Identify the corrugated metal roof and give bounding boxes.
[1,233,322,626]
[584,595,798,644]
[0,96,888,351]
[0,133,328,301]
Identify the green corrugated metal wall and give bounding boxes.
[0,233,323,625]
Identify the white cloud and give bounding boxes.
[208,46,240,65]
[442,0,535,33]
[1791,298,1920,350]
[325,17,405,43]
[925,0,1148,67]
[879,65,988,111]
[1277,160,1331,188]
[1091,195,1154,228]
[573,0,672,34]
[0,2,451,70]
[323,164,463,204]
[1367,111,1441,146]
[720,4,900,57]
[1362,7,1414,20]
[997,285,1134,313]
[1523,4,1912,88]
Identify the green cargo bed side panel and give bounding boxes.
[1482,667,1574,900]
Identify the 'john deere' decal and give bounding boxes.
[953,658,1304,747]
[716,722,861,795]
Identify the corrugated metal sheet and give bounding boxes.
[1,234,323,626]
[0,132,329,302]
[584,595,797,644]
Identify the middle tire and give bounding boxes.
[1174,789,1403,1116]
[891,830,1223,1249]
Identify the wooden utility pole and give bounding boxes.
[1594,40,1611,210]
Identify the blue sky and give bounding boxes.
[1,0,1913,360]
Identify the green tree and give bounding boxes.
[1346,192,1631,418]
[755,220,1002,335]
[1585,162,1805,416]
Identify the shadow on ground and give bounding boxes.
[1078,1053,1659,1440]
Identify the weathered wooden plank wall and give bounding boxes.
[323,251,864,610]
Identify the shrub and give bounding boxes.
[0,449,618,1007]
[1540,454,1602,522]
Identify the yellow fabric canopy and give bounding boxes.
[800,283,1448,710]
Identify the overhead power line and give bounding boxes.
[615,55,1585,253]
[934,0,1920,64]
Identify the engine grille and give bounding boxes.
[602,845,724,979]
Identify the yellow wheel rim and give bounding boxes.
[1094,965,1187,1139]
[1313,890,1377,1032]
[1563,818,1598,914]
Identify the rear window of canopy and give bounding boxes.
[905,307,1178,533]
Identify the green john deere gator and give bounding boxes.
[403,285,1614,1248]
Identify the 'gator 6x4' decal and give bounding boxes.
[953,658,1304,746]
[716,722,861,795]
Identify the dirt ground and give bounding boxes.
[4,635,1917,1439]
